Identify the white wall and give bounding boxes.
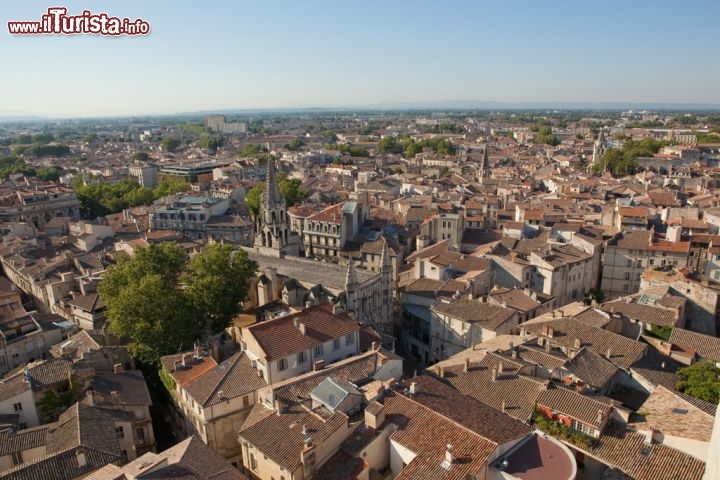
[389,439,417,477]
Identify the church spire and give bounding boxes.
[345,258,357,314]
[381,237,391,272]
[264,156,281,207]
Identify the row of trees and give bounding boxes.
[0,156,61,181]
[99,242,258,366]
[325,142,370,157]
[592,138,669,177]
[14,144,70,157]
[532,126,561,146]
[375,135,456,158]
[73,176,188,219]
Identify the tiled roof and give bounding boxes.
[383,391,497,480]
[245,303,360,361]
[183,351,267,408]
[572,308,613,329]
[490,287,541,312]
[633,385,715,442]
[572,420,705,480]
[307,202,344,224]
[565,348,620,389]
[91,370,152,406]
[399,375,531,444]
[271,350,384,408]
[432,298,516,329]
[669,327,720,363]
[600,299,679,327]
[0,424,50,455]
[522,318,647,369]
[26,359,73,388]
[92,435,248,480]
[440,353,548,422]
[239,404,349,472]
[160,352,218,387]
[67,293,105,312]
[537,385,613,429]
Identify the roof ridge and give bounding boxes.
[393,391,499,446]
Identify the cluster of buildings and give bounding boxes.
[1,111,720,479]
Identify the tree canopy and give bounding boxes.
[161,137,181,153]
[245,172,307,216]
[592,138,668,177]
[675,360,720,404]
[99,242,257,365]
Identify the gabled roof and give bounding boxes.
[565,348,619,389]
[537,385,613,429]
[244,303,360,362]
[310,377,361,412]
[669,327,720,363]
[182,351,267,408]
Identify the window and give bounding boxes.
[636,260,642,268]
[278,358,287,371]
[624,272,630,280]
[627,259,632,267]
[571,419,594,436]
[345,334,355,346]
[649,259,654,265]
[250,453,257,470]
[314,345,323,356]
[116,426,124,438]
[297,351,307,364]
[243,395,250,408]
[623,284,629,293]
[333,339,341,351]
[13,402,22,412]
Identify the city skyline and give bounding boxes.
[2,0,720,117]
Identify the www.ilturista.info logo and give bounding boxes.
[8,7,150,35]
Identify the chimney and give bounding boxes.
[445,444,455,465]
[313,359,325,371]
[574,338,582,349]
[597,408,607,426]
[365,402,386,430]
[606,348,612,360]
[491,365,497,382]
[299,323,307,336]
[520,326,526,337]
[113,363,124,374]
[371,341,378,351]
[301,424,308,437]
[547,327,555,339]
[110,390,119,403]
[76,449,87,468]
[501,400,506,414]
[511,349,518,360]
[332,303,343,315]
[498,362,504,375]
[437,366,445,378]
[86,390,95,406]
[463,357,470,373]
[409,382,419,395]
[545,339,551,353]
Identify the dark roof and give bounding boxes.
[565,348,620,389]
[183,351,267,408]
[91,370,152,406]
[431,298,516,329]
[399,374,531,444]
[537,385,613,429]
[669,327,720,363]
[0,425,51,455]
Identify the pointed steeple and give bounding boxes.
[345,258,357,291]
[381,237,391,272]
[264,156,282,207]
[345,258,357,314]
[479,143,490,183]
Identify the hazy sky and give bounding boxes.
[2,0,720,117]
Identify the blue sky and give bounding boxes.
[1,0,719,117]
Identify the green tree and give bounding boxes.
[405,142,423,158]
[36,166,60,182]
[184,244,258,333]
[197,136,221,152]
[675,360,720,404]
[153,176,189,199]
[161,137,181,153]
[245,182,264,216]
[278,173,307,207]
[286,138,304,151]
[99,243,198,365]
[376,136,404,154]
